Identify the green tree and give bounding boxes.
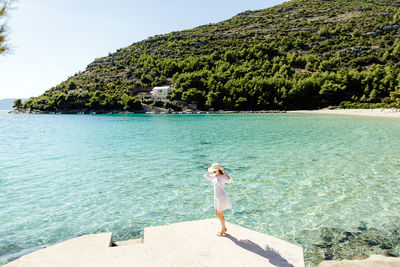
[390,88,400,104]
[0,0,14,54]
[181,87,206,106]
[319,80,346,105]
[120,94,143,111]
[205,90,222,109]
[12,98,22,108]
[67,81,77,90]
[86,93,102,110]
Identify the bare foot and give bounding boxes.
[217,227,228,236]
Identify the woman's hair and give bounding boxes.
[214,169,223,176]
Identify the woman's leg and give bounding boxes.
[216,210,227,236]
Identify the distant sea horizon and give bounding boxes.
[0,98,28,111]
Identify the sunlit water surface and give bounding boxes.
[1,111,400,265]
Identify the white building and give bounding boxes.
[150,85,173,102]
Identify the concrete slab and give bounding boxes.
[4,219,304,267]
[143,218,304,267]
[4,232,113,267]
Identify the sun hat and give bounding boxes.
[208,163,221,173]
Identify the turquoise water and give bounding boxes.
[1,111,400,265]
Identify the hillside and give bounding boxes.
[18,0,400,112]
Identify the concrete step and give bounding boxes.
[113,238,143,246]
[5,219,305,267]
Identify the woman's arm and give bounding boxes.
[204,171,212,181]
[220,168,233,184]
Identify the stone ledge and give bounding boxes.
[4,219,304,267]
[4,232,113,267]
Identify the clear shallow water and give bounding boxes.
[1,111,400,265]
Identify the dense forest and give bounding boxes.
[16,0,400,112]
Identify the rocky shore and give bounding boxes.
[8,108,145,115]
[10,108,400,117]
[8,108,287,115]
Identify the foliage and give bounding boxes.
[21,91,142,112]
[21,0,400,111]
[339,101,400,109]
[0,0,14,54]
[120,94,142,111]
[149,101,164,108]
[12,98,22,108]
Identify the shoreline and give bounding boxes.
[7,108,400,118]
[287,108,400,118]
[7,108,287,115]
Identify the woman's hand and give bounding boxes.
[220,167,225,173]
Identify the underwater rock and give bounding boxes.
[306,223,400,266]
[319,254,400,267]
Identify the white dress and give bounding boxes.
[204,173,233,211]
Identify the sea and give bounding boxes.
[1,110,400,265]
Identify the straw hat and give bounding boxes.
[208,163,221,173]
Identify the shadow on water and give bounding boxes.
[223,233,293,267]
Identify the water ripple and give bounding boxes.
[1,113,400,265]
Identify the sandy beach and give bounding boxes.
[288,108,400,118]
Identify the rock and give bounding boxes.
[153,50,172,55]
[364,25,400,37]
[364,32,379,37]
[277,5,296,13]
[192,42,205,47]
[382,25,400,31]
[357,7,372,11]
[319,254,400,266]
[306,223,400,266]
[336,47,363,55]
[235,10,254,18]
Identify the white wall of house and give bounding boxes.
[150,86,172,102]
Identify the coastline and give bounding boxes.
[7,108,287,115]
[287,108,400,118]
[7,108,400,118]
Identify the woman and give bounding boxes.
[204,163,233,236]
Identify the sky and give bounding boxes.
[0,0,287,100]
